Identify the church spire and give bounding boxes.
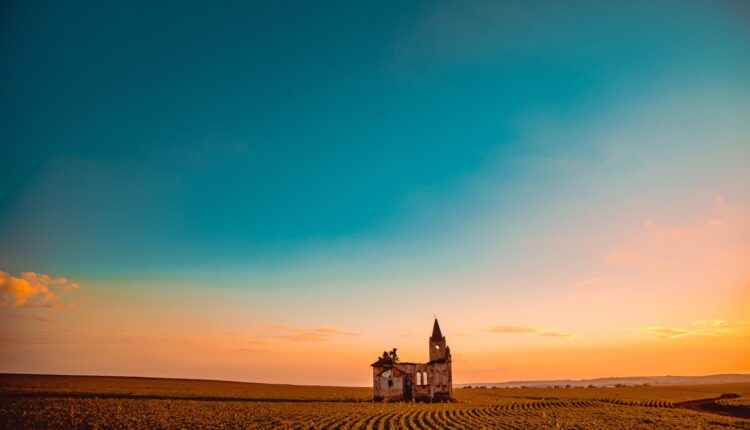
[429,318,447,362]
[431,318,444,340]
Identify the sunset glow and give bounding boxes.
[1,0,749,387]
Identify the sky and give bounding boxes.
[1,0,749,386]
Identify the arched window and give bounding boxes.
[416,372,422,386]
[422,372,428,386]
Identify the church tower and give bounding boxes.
[429,318,448,362]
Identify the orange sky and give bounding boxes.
[2,196,748,385]
[2,10,750,384]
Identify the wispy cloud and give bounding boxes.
[0,271,80,309]
[691,319,727,326]
[635,320,748,339]
[223,332,265,347]
[538,331,578,339]
[486,326,538,334]
[313,327,360,336]
[486,326,578,340]
[639,326,695,339]
[266,324,361,342]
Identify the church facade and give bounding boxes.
[370,319,453,402]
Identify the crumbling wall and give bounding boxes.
[373,366,405,401]
[373,363,436,402]
[428,361,452,401]
[412,363,431,402]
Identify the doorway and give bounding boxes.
[403,376,413,401]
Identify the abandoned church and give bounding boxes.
[371,319,453,402]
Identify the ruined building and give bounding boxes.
[371,319,453,402]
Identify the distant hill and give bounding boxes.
[457,374,750,388]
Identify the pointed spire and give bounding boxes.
[431,318,444,340]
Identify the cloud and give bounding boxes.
[223,332,266,347]
[486,326,539,334]
[715,195,725,204]
[694,320,749,337]
[266,324,361,342]
[704,328,740,337]
[692,319,727,326]
[0,271,81,309]
[708,219,725,225]
[312,327,360,336]
[635,321,748,339]
[486,326,578,340]
[639,326,695,339]
[538,331,579,339]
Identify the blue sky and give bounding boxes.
[2,0,749,281]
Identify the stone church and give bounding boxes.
[371,319,453,402]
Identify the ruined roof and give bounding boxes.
[430,318,444,340]
[370,357,393,367]
[371,358,423,368]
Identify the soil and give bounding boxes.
[675,394,750,419]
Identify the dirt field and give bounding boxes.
[2,374,750,429]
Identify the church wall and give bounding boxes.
[372,366,405,402]
[428,361,452,400]
[412,363,431,401]
[374,362,451,402]
[372,320,453,402]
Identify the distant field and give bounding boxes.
[2,374,750,429]
[0,373,372,401]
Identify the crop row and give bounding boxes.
[2,397,749,429]
[718,397,750,407]
[307,400,624,430]
[593,397,674,408]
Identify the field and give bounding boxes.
[2,374,750,429]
